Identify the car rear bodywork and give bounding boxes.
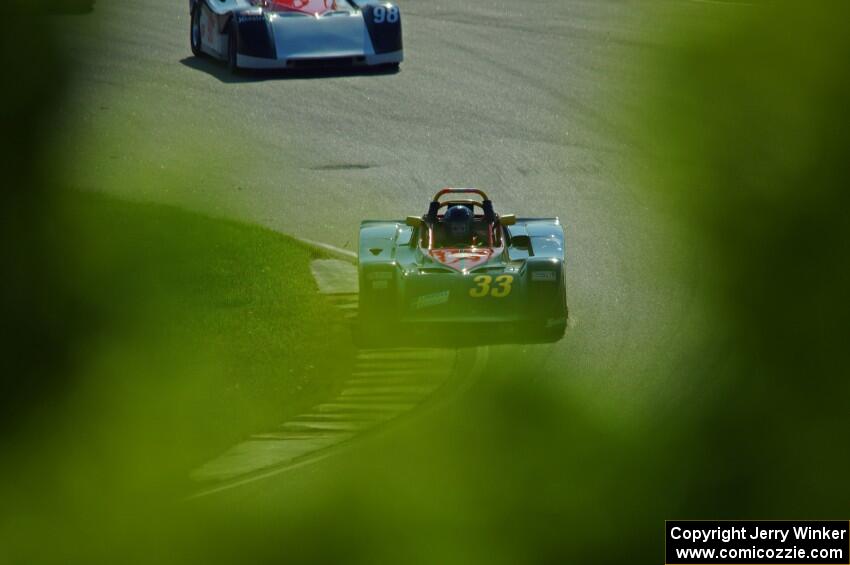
[358,189,568,346]
[191,0,403,69]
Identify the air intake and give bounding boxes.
[287,57,359,69]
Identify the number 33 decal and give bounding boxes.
[469,275,514,298]
[373,6,399,24]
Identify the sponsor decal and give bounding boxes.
[532,271,557,282]
[371,280,388,290]
[237,14,265,23]
[413,290,450,310]
[367,272,393,281]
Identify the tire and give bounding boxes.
[529,283,568,343]
[353,323,381,349]
[356,293,400,348]
[520,319,566,344]
[227,21,240,74]
[190,4,203,57]
[540,320,567,343]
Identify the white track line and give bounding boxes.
[188,345,490,499]
[296,237,357,260]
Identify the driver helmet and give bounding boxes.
[445,205,474,243]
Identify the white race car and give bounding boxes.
[189,0,403,72]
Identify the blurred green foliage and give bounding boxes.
[3,2,849,564]
[0,10,74,434]
[0,192,356,561]
[11,0,95,15]
[642,2,850,516]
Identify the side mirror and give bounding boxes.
[500,214,517,226]
[406,216,423,228]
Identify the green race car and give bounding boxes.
[358,188,568,346]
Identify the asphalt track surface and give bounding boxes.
[58,0,747,491]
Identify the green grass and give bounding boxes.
[2,189,358,562]
[50,190,355,482]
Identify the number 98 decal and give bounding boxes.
[469,275,514,298]
[373,5,399,24]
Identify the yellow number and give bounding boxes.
[491,275,514,298]
[469,275,492,298]
[469,275,514,298]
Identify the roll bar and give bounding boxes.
[437,199,485,210]
[432,188,490,202]
[427,188,495,223]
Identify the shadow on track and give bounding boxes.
[354,323,568,350]
[179,57,400,84]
